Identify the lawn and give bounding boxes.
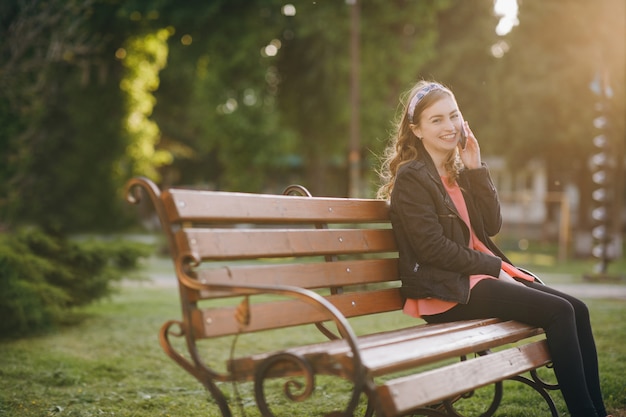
[0,257,625,417]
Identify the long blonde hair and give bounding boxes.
[377,80,463,199]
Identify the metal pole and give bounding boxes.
[347,0,361,198]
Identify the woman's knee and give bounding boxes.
[570,297,592,326]
[547,297,577,326]
[530,284,589,327]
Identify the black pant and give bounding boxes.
[423,279,607,417]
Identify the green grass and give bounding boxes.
[0,268,625,416]
[498,237,626,280]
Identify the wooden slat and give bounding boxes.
[191,288,403,338]
[357,320,545,375]
[162,189,390,223]
[227,320,543,379]
[178,228,397,261]
[193,258,399,296]
[227,319,502,376]
[376,340,552,416]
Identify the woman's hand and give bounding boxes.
[498,269,525,286]
[458,121,482,170]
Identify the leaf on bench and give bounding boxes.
[235,296,251,327]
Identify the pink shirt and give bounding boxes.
[403,177,534,318]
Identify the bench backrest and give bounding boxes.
[127,178,401,340]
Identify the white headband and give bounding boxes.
[407,83,444,121]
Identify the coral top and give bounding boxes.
[403,177,535,318]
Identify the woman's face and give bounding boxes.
[411,95,463,158]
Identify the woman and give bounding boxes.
[378,80,610,417]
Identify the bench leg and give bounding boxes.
[440,381,503,417]
[160,320,234,417]
[508,374,559,417]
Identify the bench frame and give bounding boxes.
[125,177,560,417]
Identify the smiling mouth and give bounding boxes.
[441,133,456,140]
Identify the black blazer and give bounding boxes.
[389,145,510,303]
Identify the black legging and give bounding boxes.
[423,279,607,417]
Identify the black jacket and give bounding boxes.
[389,145,510,304]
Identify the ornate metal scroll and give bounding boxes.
[254,353,316,416]
[125,177,177,260]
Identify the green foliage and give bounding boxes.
[357,0,453,192]
[421,0,624,172]
[0,229,153,338]
[495,0,625,232]
[494,0,624,164]
[117,27,173,182]
[148,0,453,195]
[0,0,457,230]
[419,0,503,153]
[1,0,622,236]
[150,0,301,192]
[417,0,625,237]
[0,0,132,232]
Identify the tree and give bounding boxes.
[0,0,133,232]
[0,0,180,232]
[152,0,297,192]
[418,0,504,154]
[275,0,452,196]
[1,0,455,232]
[149,0,451,196]
[495,0,625,236]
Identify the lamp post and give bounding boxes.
[587,73,620,277]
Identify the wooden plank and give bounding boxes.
[240,318,502,360]
[177,228,397,261]
[375,340,552,416]
[193,258,399,296]
[162,189,390,223]
[227,320,542,379]
[357,320,544,375]
[191,288,404,338]
[227,319,503,376]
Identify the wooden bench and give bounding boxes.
[125,176,560,417]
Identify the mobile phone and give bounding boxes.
[459,117,467,149]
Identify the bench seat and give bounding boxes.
[228,318,543,378]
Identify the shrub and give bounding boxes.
[0,228,153,338]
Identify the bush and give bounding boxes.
[0,228,153,338]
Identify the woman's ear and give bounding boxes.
[410,124,422,139]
